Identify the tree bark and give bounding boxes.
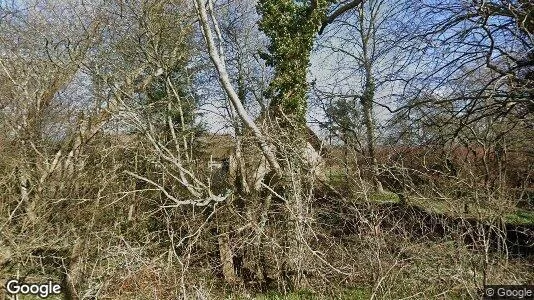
[361,71,384,194]
[63,238,85,300]
[218,231,240,285]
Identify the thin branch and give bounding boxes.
[319,0,365,34]
[194,0,281,174]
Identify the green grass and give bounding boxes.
[505,209,534,225]
[338,287,373,299]
[406,197,534,226]
[254,290,315,300]
[326,171,349,188]
[368,191,400,204]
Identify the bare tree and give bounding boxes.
[410,0,533,125]
[313,0,422,193]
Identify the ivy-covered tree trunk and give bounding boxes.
[258,0,329,128]
[361,67,384,194]
[257,0,330,289]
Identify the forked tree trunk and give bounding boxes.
[194,0,281,175]
[196,0,333,289]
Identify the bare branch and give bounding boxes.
[194,0,281,174]
[319,0,365,34]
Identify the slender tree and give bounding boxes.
[313,0,421,192]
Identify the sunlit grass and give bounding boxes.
[505,210,534,225]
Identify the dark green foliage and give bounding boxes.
[321,97,363,144]
[144,65,199,135]
[257,0,331,125]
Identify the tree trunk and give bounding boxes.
[194,0,281,174]
[19,168,36,224]
[218,231,240,285]
[63,238,85,300]
[361,74,384,194]
[285,176,307,290]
